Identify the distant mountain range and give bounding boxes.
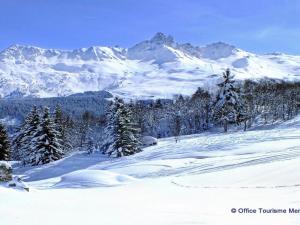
[1,32,300,99]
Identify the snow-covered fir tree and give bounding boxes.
[169,95,186,142]
[11,127,23,161]
[214,69,243,132]
[54,105,72,152]
[29,107,64,166]
[189,87,212,131]
[54,105,63,139]
[87,137,95,154]
[12,106,40,163]
[102,97,141,157]
[0,122,11,161]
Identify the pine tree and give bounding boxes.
[214,69,243,132]
[11,127,24,161]
[87,137,95,154]
[29,107,63,166]
[12,106,40,163]
[172,96,185,141]
[0,123,11,161]
[54,105,63,134]
[190,87,212,131]
[102,97,141,157]
[54,105,72,152]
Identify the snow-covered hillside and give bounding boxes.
[2,116,300,225]
[1,32,300,99]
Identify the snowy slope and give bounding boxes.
[1,33,300,99]
[1,116,300,225]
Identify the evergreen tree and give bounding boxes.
[102,97,141,157]
[29,107,63,165]
[12,106,40,163]
[11,127,24,161]
[0,123,11,161]
[214,69,243,132]
[189,87,212,131]
[169,95,186,141]
[54,105,63,134]
[74,111,94,148]
[54,105,72,152]
[87,137,95,154]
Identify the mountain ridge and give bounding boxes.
[0,32,300,99]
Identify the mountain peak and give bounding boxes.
[150,32,174,45]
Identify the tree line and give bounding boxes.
[0,69,300,164]
[130,69,300,137]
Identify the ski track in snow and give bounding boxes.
[171,181,300,189]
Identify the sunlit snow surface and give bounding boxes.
[1,117,300,225]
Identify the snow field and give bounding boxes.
[2,116,300,225]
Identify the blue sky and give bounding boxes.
[0,0,299,54]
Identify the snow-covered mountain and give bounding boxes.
[1,32,300,99]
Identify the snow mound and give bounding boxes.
[141,136,158,146]
[53,169,136,188]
